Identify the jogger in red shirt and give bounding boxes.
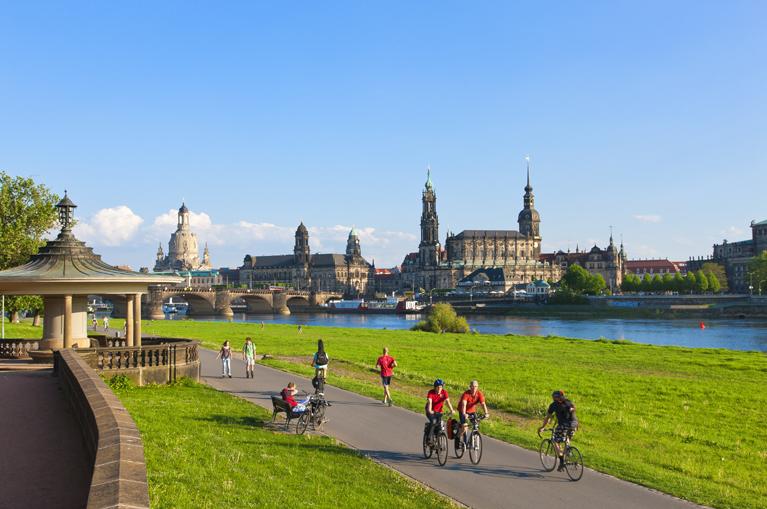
[376,347,398,406]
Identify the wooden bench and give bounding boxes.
[271,395,304,431]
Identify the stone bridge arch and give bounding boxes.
[169,292,217,316]
[286,295,311,312]
[232,294,273,313]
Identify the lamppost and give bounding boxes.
[760,279,767,296]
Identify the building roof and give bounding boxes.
[625,259,684,272]
[753,219,767,226]
[453,230,523,239]
[243,253,370,269]
[0,232,182,294]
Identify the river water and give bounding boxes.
[167,312,767,352]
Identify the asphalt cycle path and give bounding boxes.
[199,349,705,509]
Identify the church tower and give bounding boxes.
[419,168,440,267]
[517,159,541,239]
[294,222,310,264]
[346,227,361,258]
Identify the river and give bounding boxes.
[164,312,767,352]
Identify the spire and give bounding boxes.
[425,165,433,190]
[524,155,532,192]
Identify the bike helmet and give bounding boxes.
[552,390,564,399]
[433,378,444,387]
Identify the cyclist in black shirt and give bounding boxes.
[538,390,578,471]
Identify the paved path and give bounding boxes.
[200,349,704,509]
[0,370,90,509]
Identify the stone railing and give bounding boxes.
[0,338,40,359]
[78,338,200,385]
[55,348,150,509]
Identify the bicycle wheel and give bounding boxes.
[539,439,557,472]
[313,404,326,428]
[296,412,311,435]
[468,432,483,465]
[436,433,449,466]
[564,446,584,481]
[454,435,465,458]
[423,431,433,459]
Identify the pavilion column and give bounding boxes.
[63,295,73,349]
[125,294,134,347]
[133,293,142,347]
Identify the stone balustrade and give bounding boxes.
[0,338,40,358]
[55,348,150,509]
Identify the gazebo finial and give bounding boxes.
[56,191,77,233]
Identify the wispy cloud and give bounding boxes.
[719,226,744,238]
[632,214,662,224]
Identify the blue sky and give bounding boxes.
[1,2,765,269]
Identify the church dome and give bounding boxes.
[296,222,308,234]
[179,202,189,214]
[517,208,540,222]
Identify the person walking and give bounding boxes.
[217,340,233,378]
[242,337,256,379]
[376,347,397,406]
[102,315,109,332]
[312,339,329,381]
[297,324,303,334]
[91,316,98,330]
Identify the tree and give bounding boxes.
[640,273,653,293]
[701,262,729,293]
[0,173,59,323]
[695,269,709,293]
[685,272,697,294]
[651,274,663,293]
[672,272,684,293]
[708,272,721,294]
[662,273,673,292]
[586,273,607,295]
[749,252,767,295]
[561,265,591,293]
[412,303,470,334]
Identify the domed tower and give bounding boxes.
[166,202,201,270]
[294,222,310,264]
[346,227,361,258]
[517,159,541,239]
[419,167,440,267]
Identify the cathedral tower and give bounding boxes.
[294,222,310,264]
[346,227,361,257]
[517,159,541,239]
[419,168,440,267]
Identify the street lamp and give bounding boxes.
[56,191,77,232]
[760,279,767,296]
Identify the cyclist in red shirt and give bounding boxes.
[425,379,454,442]
[375,347,398,406]
[458,380,489,443]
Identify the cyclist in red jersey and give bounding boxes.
[425,379,454,442]
[458,380,489,443]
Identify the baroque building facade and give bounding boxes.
[238,224,374,296]
[698,218,767,293]
[154,203,211,272]
[400,167,561,291]
[540,236,626,292]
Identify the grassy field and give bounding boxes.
[132,319,764,509]
[113,379,452,509]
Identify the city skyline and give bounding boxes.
[1,2,765,269]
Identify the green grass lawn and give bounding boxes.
[113,379,452,509]
[1,318,45,339]
[135,319,766,509]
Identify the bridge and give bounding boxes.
[103,288,342,319]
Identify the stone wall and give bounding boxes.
[56,349,150,509]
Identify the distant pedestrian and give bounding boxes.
[122,322,127,338]
[217,340,232,378]
[260,321,265,330]
[297,324,303,334]
[312,339,329,381]
[376,347,397,406]
[102,316,109,331]
[242,337,256,379]
[92,316,98,330]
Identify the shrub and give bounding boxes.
[104,374,133,391]
[411,303,469,333]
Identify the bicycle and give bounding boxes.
[538,428,584,481]
[422,414,449,466]
[454,414,486,464]
[296,392,329,435]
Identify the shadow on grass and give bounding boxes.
[193,414,266,427]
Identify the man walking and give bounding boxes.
[242,337,256,379]
[375,347,397,406]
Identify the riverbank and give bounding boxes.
[137,320,763,509]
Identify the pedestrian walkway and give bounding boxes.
[0,370,90,509]
[199,349,705,509]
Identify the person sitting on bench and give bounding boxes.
[281,382,311,412]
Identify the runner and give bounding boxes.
[242,337,256,379]
[375,347,397,406]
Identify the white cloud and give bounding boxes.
[632,214,662,224]
[720,226,744,238]
[74,206,144,246]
